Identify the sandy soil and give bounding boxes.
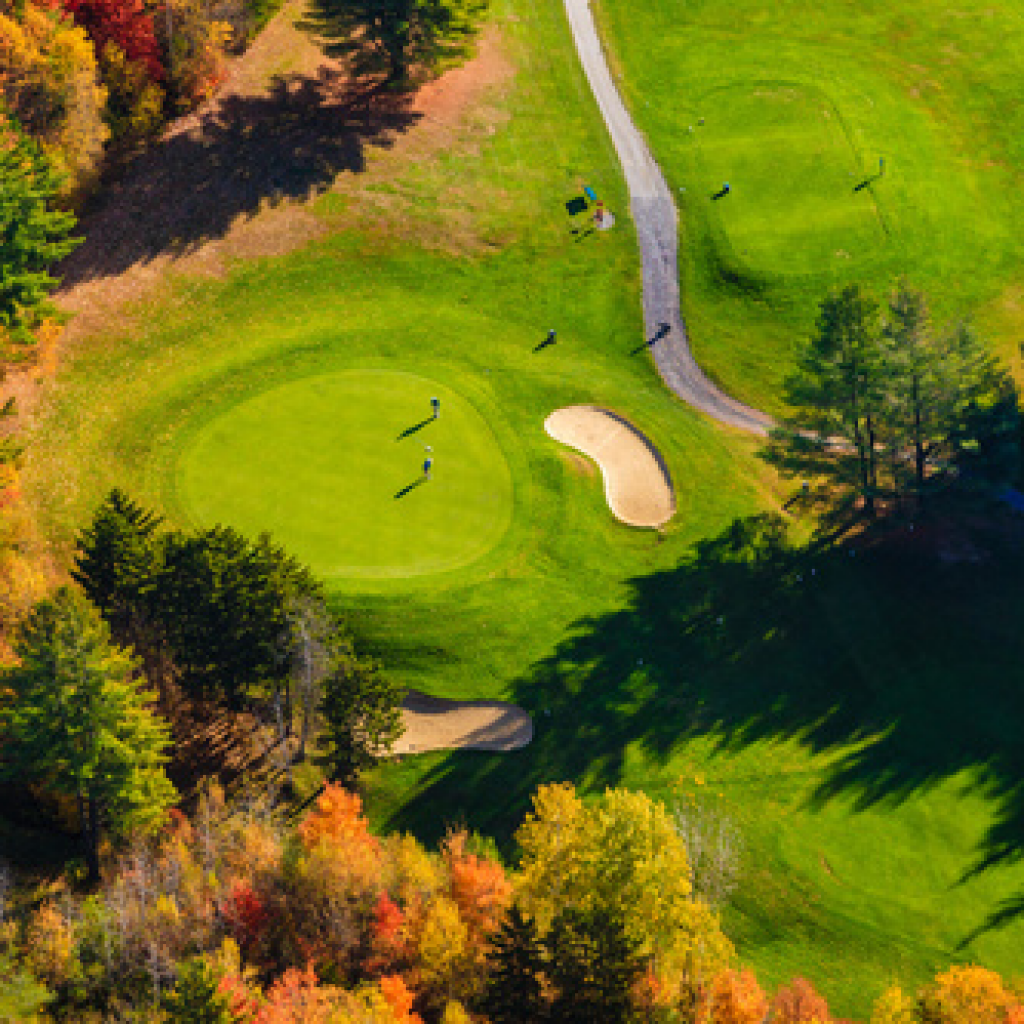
[545,405,676,528]
[393,691,533,754]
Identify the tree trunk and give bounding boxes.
[85,793,101,882]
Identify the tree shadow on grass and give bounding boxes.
[57,70,421,289]
[383,508,1024,941]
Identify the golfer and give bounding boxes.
[423,456,433,480]
[548,328,557,345]
[431,396,440,419]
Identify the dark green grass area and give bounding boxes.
[179,370,515,579]
[592,0,1024,414]
[21,0,1024,1015]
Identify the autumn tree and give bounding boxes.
[0,587,176,879]
[871,983,917,1024]
[60,0,163,78]
[706,968,770,1024]
[0,112,81,352]
[772,976,832,1023]
[302,0,487,87]
[0,2,108,195]
[516,783,733,1000]
[917,965,1022,1024]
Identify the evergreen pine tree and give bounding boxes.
[73,488,164,642]
[481,903,548,1023]
[302,0,487,86]
[546,905,643,1024]
[0,111,81,350]
[0,587,176,879]
[320,649,403,783]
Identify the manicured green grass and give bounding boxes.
[179,370,515,579]
[22,0,1024,1016]
[592,0,1024,414]
[695,84,886,275]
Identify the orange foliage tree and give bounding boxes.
[920,965,1024,1024]
[773,976,832,1023]
[706,968,770,1024]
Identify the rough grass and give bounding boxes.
[19,0,1024,1017]
[592,0,1024,415]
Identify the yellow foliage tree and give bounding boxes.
[99,40,164,141]
[870,983,917,1024]
[412,895,470,1007]
[23,903,75,991]
[922,964,1020,1024]
[0,2,107,196]
[516,782,733,997]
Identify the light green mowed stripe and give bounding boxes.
[178,370,515,579]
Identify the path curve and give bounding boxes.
[563,0,773,436]
[393,691,534,754]
[545,405,675,528]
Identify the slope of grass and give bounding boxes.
[592,0,1024,414]
[21,0,1024,1017]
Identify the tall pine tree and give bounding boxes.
[0,588,176,879]
[482,904,548,1023]
[302,0,487,86]
[0,111,81,352]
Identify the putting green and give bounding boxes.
[696,83,887,275]
[177,370,514,579]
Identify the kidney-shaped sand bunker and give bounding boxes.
[544,405,675,528]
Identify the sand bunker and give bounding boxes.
[393,691,533,754]
[544,406,675,528]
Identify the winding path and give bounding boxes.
[563,0,773,436]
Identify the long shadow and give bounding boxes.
[57,71,421,290]
[394,477,425,499]
[631,321,671,355]
[854,175,881,193]
[397,417,433,440]
[384,508,1024,940]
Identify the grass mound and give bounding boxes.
[179,370,515,579]
[696,84,887,276]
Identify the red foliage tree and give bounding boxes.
[221,881,273,955]
[59,0,164,80]
[368,892,408,971]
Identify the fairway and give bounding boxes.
[178,370,514,579]
[697,84,887,275]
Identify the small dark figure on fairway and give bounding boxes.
[423,456,433,480]
[548,328,557,345]
[431,396,440,419]
[879,157,885,176]
[723,181,730,194]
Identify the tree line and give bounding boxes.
[0,489,403,879]
[0,780,1018,1022]
[768,281,1019,516]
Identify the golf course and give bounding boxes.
[20,0,1024,1015]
